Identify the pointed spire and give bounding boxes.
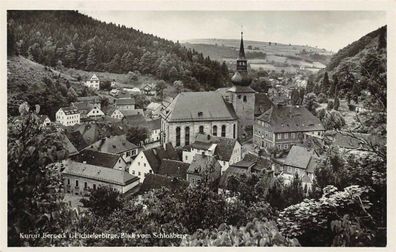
[239,31,245,59]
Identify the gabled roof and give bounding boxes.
[118,109,141,117]
[60,107,79,115]
[163,92,238,122]
[115,98,135,106]
[158,159,189,180]
[147,102,162,111]
[284,145,318,170]
[90,74,99,81]
[143,143,179,173]
[63,160,138,186]
[140,174,189,192]
[255,93,273,116]
[257,105,324,133]
[240,153,271,173]
[70,149,123,169]
[66,131,89,151]
[89,135,138,154]
[63,135,79,156]
[187,155,221,175]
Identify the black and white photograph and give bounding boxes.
[3,0,392,249]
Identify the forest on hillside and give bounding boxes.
[7,11,230,91]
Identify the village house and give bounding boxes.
[281,145,320,193]
[110,108,143,120]
[85,74,100,90]
[70,149,128,171]
[56,107,80,126]
[140,173,189,193]
[142,83,157,96]
[87,135,139,163]
[219,153,273,190]
[115,98,135,110]
[77,96,101,107]
[62,159,139,195]
[72,101,104,119]
[187,154,222,188]
[182,134,242,174]
[158,159,190,180]
[146,102,163,119]
[253,105,325,150]
[123,87,141,95]
[38,115,51,127]
[128,143,179,182]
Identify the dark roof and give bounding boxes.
[115,98,135,106]
[89,135,138,154]
[143,143,179,173]
[257,105,324,133]
[63,160,138,186]
[140,174,189,192]
[158,159,189,180]
[60,107,79,115]
[163,92,238,122]
[63,135,79,156]
[66,131,89,151]
[241,153,272,173]
[70,149,123,169]
[187,155,221,175]
[284,146,318,170]
[255,93,274,116]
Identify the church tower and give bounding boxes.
[227,32,256,137]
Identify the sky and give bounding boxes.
[81,11,386,52]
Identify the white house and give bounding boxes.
[38,115,51,127]
[85,74,100,90]
[56,107,80,126]
[124,87,141,95]
[86,106,105,118]
[128,143,178,182]
[182,134,242,174]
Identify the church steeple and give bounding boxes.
[231,31,251,86]
[238,32,246,59]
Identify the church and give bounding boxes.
[161,32,256,147]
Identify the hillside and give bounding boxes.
[7,11,230,90]
[313,26,386,111]
[184,39,332,74]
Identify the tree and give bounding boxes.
[306,80,315,93]
[303,92,319,114]
[173,80,184,94]
[80,186,122,217]
[86,47,96,70]
[126,127,148,145]
[155,80,167,99]
[334,96,340,110]
[327,100,334,110]
[321,72,330,94]
[8,109,76,246]
[100,80,111,91]
[291,89,300,105]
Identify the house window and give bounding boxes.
[149,170,153,174]
[176,127,181,146]
[132,170,135,174]
[284,133,288,139]
[238,95,241,99]
[221,125,226,137]
[93,184,96,190]
[67,179,70,185]
[198,112,203,117]
[291,133,296,139]
[199,126,204,134]
[126,151,130,157]
[212,125,217,136]
[185,155,188,160]
[138,172,141,176]
[185,126,190,146]
[138,162,140,166]
[233,124,236,139]
[277,134,282,140]
[84,182,87,189]
[144,163,146,167]
[243,96,247,102]
[75,180,79,187]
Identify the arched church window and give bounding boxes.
[185,126,190,146]
[176,127,181,146]
[221,125,226,137]
[212,125,217,136]
[199,126,204,134]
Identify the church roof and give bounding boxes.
[238,32,246,60]
[162,92,238,122]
